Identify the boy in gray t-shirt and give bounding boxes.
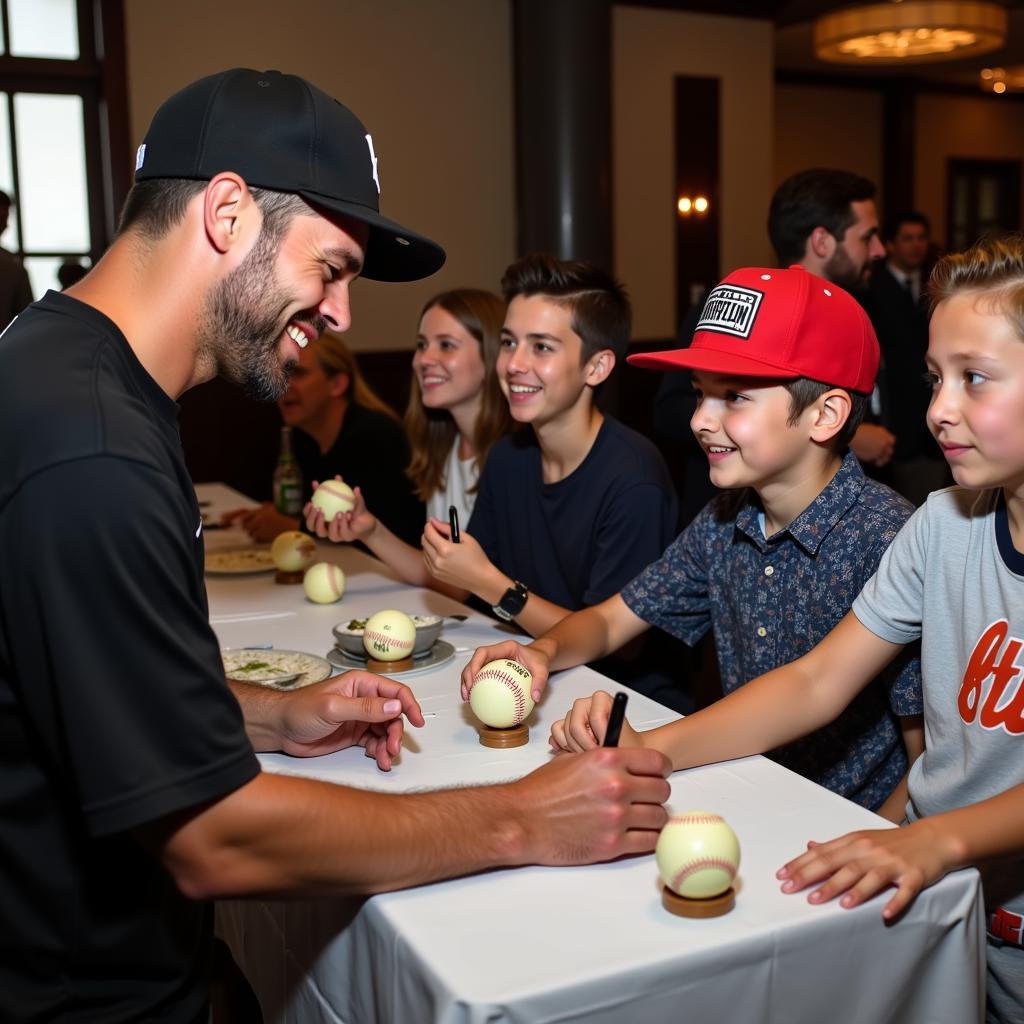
[546,235,1024,1022]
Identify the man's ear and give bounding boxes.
[808,388,852,444]
[327,371,350,399]
[808,225,836,262]
[202,172,258,255]
[584,349,616,387]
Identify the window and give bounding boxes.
[0,0,129,299]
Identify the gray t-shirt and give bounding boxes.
[853,486,1024,919]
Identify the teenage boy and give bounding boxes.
[422,253,682,705]
[463,265,923,814]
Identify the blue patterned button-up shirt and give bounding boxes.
[622,452,923,810]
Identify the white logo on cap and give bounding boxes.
[135,143,146,171]
[696,284,764,339]
[365,134,380,194]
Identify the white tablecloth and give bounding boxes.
[199,484,986,1024]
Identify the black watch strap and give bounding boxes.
[492,580,529,621]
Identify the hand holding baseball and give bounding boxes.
[508,746,671,864]
[305,479,378,543]
[461,640,551,702]
[549,690,642,753]
[777,816,957,921]
[245,671,425,771]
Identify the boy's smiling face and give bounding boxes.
[927,292,1024,495]
[497,295,607,428]
[689,372,827,494]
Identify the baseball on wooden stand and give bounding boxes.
[271,530,317,583]
[656,811,740,918]
[470,659,534,748]
[302,562,346,604]
[311,479,355,522]
[363,609,416,667]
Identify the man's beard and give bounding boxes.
[823,246,866,292]
[198,228,312,402]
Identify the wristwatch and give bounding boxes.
[492,580,529,621]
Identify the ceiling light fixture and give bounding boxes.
[814,2,1007,64]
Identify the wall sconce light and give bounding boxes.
[677,196,710,217]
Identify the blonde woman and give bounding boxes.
[223,332,423,543]
[308,288,511,586]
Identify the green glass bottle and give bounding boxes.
[272,426,303,517]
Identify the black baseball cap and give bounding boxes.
[134,68,445,283]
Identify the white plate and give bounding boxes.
[205,547,276,575]
[326,640,456,678]
[222,648,333,689]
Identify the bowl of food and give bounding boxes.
[332,613,443,659]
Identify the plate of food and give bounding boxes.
[205,547,276,575]
[326,639,456,678]
[221,648,333,689]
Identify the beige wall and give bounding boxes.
[915,93,1024,247]
[613,7,774,339]
[123,0,516,352]
[773,84,883,200]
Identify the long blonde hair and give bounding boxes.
[404,289,512,500]
[314,331,400,423]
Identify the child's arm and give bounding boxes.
[459,595,649,701]
[551,611,905,771]
[779,782,1024,920]
[875,714,924,824]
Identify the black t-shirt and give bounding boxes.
[292,402,424,546]
[0,292,260,1022]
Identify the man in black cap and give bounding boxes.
[0,70,669,1022]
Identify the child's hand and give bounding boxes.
[549,690,641,753]
[421,518,493,591]
[460,641,551,702]
[777,817,960,920]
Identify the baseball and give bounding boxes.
[363,609,416,661]
[311,479,355,522]
[302,562,346,604]
[469,659,535,729]
[271,530,317,572]
[656,811,740,899]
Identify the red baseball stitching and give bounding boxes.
[670,857,736,894]
[670,813,724,827]
[327,568,341,597]
[364,629,413,652]
[475,669,527,723]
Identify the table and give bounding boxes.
[198,484,986,1024]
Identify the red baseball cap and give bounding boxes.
[628,266,879,394]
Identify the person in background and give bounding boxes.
[0,190,33,326]
[308,288,513,587]
[57,260,89,290]
[865,211,952,506]
[223,330,424,543]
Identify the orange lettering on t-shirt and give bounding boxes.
[959,620,1024,735]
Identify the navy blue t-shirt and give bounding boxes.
[468,416,678,610]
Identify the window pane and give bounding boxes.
[0,9,6,55]
[14,93,90,251]
[8,0,79,59]
[24,256,62,303]
[0,95,17,250]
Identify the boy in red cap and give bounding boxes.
[464,264,923,815]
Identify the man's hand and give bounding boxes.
[549,689,642,753]
[776,816,961,920]
[850,423,896,467]
[421,518,497,593]
[221,502,298,542]
[508,746,671,864]
[304,479,378,544]
[238,671,425,771]
[460,640,552,702]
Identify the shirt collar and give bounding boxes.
[734,450,866,555]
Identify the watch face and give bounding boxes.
[494,582,527,620]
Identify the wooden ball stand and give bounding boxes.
[274,569,305,585]
[477,723,529,748]
[661,885,735,918]
[366,655,415,673]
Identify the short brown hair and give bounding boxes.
[783,377,867,452]
[929,233,1024,341]
[501,253,631,365]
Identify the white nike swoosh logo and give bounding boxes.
[195,518,203,538]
